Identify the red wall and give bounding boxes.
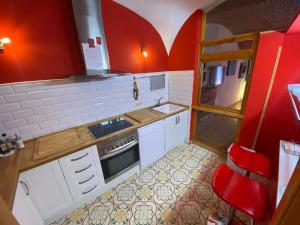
[238,32,284,148]
[0,0,84,83]
[287,12,300,34]
[168,10,202,71]
[102,0,168,73]
[0,0,170,83]
[255,33,300,165]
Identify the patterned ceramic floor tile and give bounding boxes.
[51,143,251,225]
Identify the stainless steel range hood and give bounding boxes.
[71,0,129,79]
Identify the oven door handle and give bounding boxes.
[100,140,138,160]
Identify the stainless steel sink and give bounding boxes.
[152,103,184,114]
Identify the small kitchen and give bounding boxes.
[3,99,189,224]
[0,0,195,224]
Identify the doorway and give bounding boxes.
[192,33,259,153]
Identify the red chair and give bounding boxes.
[228,143,272,179]
[212,164,268,222]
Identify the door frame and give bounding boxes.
[191,25,259,152]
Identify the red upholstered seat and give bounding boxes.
[212,164,268,221]
[229,143,272,178]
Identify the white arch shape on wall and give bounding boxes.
[113,0,217,54]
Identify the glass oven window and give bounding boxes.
[100,145,139,182]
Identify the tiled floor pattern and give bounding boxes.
[52,144,250,225]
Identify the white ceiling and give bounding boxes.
[113,0,218,54]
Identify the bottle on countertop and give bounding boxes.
[14,134,25,149]
[0,135,9,155]
[2,133,14,150]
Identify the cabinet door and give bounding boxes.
[138,120,165,170]
[165,110,188,152]
[20,161,73,224]
[13,180,44,225]
[165,114,178,152]
[177,110,188,144]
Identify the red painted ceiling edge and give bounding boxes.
[287,11,300,34]
[168,10,203,71]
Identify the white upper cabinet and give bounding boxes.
[19,161,74,225]
[165,110,188,152]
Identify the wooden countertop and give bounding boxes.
[0,102,189,210]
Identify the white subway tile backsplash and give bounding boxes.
[12,109,34,119]
[4,119,26,130]
[0,72,172,140]
[34,106,53,115]
[13,83,37,93]
[0,103,21,113]
[5,93,28,103]
[0,96,5,104]
[19,124,40,134]
[32,128,51,137]
[0,86,14,95]
[20,99,42,109]
[3,128,18,135]
[0,123,5,133]
[46,112,64,120]
[0,113,12,122]
[21,133,33,141]
[57,116,74,124]
[26,115,47,125]
[39,120,58,129]
[27,90,49,99]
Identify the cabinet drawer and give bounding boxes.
[68,163,97,182]
[62,147,94,166]
[75,181,101,200]
[59,145,105,203]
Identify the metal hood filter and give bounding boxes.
[71,0,129,79]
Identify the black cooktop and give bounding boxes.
[88,117,134,139]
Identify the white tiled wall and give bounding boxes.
[168,70,194,141]
[0,72,169,140]
[168,70,194,105]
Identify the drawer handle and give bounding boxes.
[71,153,89,162]
[82,185,97,195]
[79,174,95,185]
[75,164,92,174]
[178,115,180,124]
[20,181,29,196]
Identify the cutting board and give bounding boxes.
[126,109,162,123]
[33,128,83,160]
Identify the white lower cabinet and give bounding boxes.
[12,110,189,224]
[138,120,165,170]
[13,180,44,225]
[13,145,105,225]
[18,161,74,225]
[165,110,188,152]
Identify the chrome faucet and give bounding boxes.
[155,97,164,106]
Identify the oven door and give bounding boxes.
[99,142,139,183]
